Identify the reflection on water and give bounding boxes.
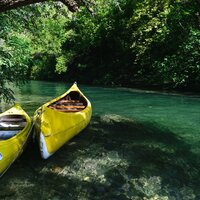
[0,81,200,199]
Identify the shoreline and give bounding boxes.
[29,79,200,97]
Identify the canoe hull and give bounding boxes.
[34,83,92,159]
[0,104,31,175]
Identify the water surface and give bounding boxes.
[0,81,200,199]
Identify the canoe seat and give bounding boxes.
[0,114,26,121]
[50,105,85,109]
[56,102,84,106]
[0,122,26,130]
[0,120,26,140]
[0,118,26,122]
[59,100,80,103]
[0,130,19,140]
[49,99,86,112]
[48,91,87,112]
[49,105,85,112]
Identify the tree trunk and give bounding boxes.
[0,0,79,12]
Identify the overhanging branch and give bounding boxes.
[0,0,94,13]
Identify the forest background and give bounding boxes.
[0,0,199,102]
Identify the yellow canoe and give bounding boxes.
[0,104,32,177]
[34,83,92,159]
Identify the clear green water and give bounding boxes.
[0,81,200,199]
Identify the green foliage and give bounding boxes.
[154,28,200,87]
[0,12,31,102]
[0,0,199,102]
[56,55,68,74]
[62,0,136,85]
[128,0,171,63]
[29,5,69,55]
[30,54,57,80]
[27,3,72,79]
[0,3,72,101]
[62,0,199,89]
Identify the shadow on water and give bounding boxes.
[0,114,200,200]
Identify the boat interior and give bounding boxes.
[48,91,87,112]
[0,115,27,140]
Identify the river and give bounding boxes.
[0,81,200,199]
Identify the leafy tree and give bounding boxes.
[153,28,200,88]
[0,1,93,102]
[61,0,199,88]
[28,3,71,79]
[0,12,32,102]
[0,0,200,103]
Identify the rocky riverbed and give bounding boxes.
[0,114,200,200]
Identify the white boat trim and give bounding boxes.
[40,133,53,159]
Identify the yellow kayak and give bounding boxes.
[34,82,92,159]
[0,104,32,177]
